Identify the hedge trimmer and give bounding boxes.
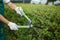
[17,9,39,33]
[18,11,33,28]
[17,9,40,39]
[12,8,40,40]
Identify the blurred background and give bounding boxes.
[10,0,60,5]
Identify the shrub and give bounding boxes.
[4,4,60,40]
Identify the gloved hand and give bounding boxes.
[8,22,18,30]
[15,7,24,16]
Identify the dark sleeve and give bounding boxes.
[0,3,4,16]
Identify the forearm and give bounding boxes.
[5,1,23,16]
[0,14,18,30]
[7,2,17,10]
[0,14,9,24]
[4,0,17,10]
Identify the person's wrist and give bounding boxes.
[15,7,18,11]
[7,21,10,25]
[15,7,21,11]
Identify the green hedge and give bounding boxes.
[4,4,60,40]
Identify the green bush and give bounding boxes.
[4,4,60,40]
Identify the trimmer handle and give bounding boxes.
[18,25,33,29]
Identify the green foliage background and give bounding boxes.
[4,4,60,40]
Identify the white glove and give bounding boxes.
[15,7,24,16]
[3,0,10,3]
[8,22,18,30]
